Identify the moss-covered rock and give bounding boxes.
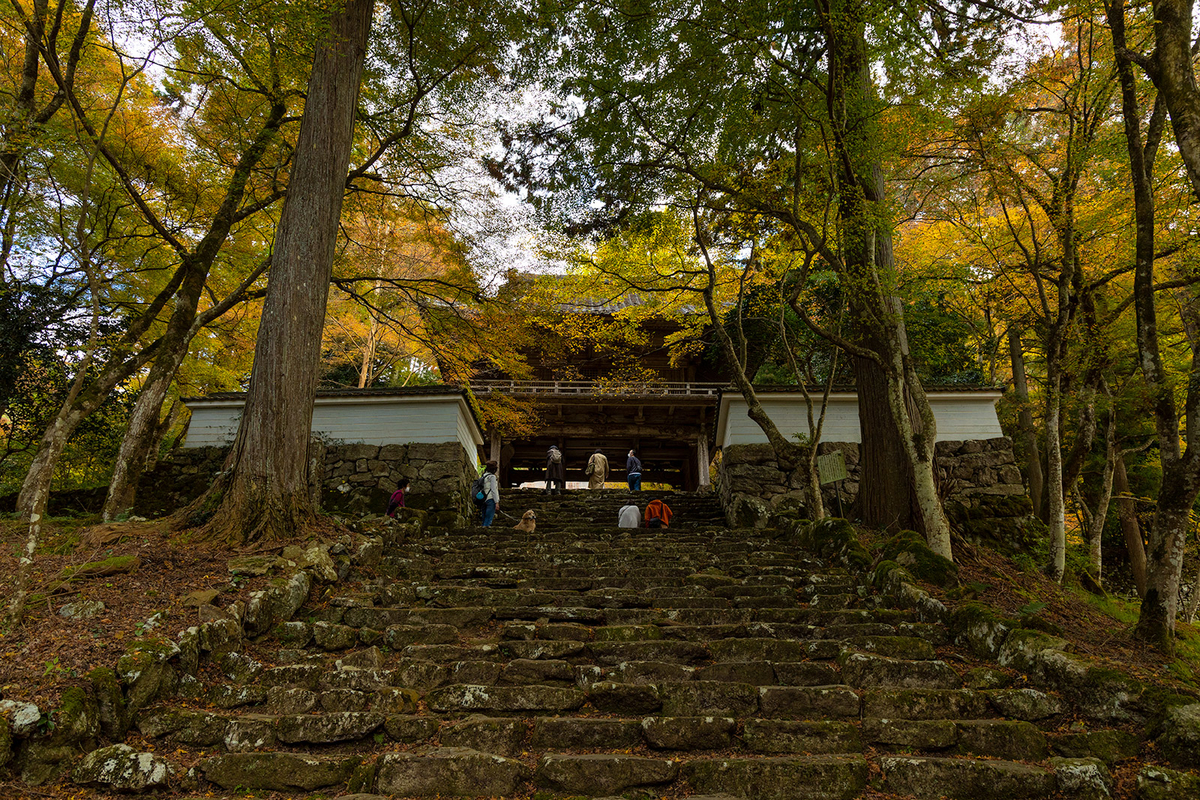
[797,518,871,572]
[72,743,175,791]
[1050,729,1140,766]
[376,747,530,796]
[949,602,1016,659]
[202,752,361,791]
[881,755,1055,798]
[116,637,180,714]
[880,529,958,587]
[986,688,1064,721]
[88,667,129,739]
[594,625,663,642]
[964,667,1012,689]
[441,715,527,757]
[1050,756,1111,800]
[16,687,100,785]
[996,628,1070,674]
[1137,765,1200,800]
[1038,652,1146,722]
[954,719,1047,761]
[683,754,868,800]
[1157,703,1200,769]
[53,687,99,744]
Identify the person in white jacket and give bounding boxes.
[618,503,639,528]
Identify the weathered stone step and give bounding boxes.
[880,755,1058,799]
[866,718,1048,760]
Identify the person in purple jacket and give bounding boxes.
[386,478,410,517]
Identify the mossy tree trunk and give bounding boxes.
[1109,0,1200,648]
[823,0,951,557]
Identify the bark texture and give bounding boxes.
[1113,453,1146,597]
[190,0,375,545]
[1111,0,1199,648]
[823,0,950,555]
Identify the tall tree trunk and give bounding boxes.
[189,0,374,545]
[1085,395,1117,583]
[853,352,918,529]
[1112,0,1199,648]
[1148,0,1200,202]
[1113,452,1146,597]
[823,0,949,555]
[103,263,208,520]
[101,95,286,521]
[1009,328,1044,516]
[1045,364,1067,582]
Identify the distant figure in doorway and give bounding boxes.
[586,448,609,489]
[481,460,500,527]
[386,478,410,518]
[626,450,642,491]
[545,446,565,495]
[618,502,640,528]
[644,497,672,528]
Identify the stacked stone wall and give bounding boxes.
[135,442,474,526]
[718,437,1034,547]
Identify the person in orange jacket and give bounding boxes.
[644,498,672,528]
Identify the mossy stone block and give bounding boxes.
[950,602,1015,659]
[1137,765,1200,800]
[799,518,871,572]
[880,530,958,587]
[88,666,130,739]
[1157,703,1200,769]
[1050,729,1140,766]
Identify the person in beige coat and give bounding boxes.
[586,448,609,489]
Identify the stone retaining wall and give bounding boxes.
[135,442,475,526]
[719,437,1034,547]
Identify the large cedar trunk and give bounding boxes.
[188,0,374,545]
[853,353,917,529]
[824,1,946,547]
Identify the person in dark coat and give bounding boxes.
[545,445,566,495]
[626,449,643,491]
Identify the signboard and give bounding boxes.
[817,451,848,485]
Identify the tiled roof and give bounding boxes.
[184,384,467,402]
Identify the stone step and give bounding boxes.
[126,491,1137,800]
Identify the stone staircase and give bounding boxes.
[137,489,1136,798]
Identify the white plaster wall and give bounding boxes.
[718,392,1003,447]
[183,396,482,455]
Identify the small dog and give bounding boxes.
[513,509,537,532]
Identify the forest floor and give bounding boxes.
[0,512,1197,799]
[0,514,279,714]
